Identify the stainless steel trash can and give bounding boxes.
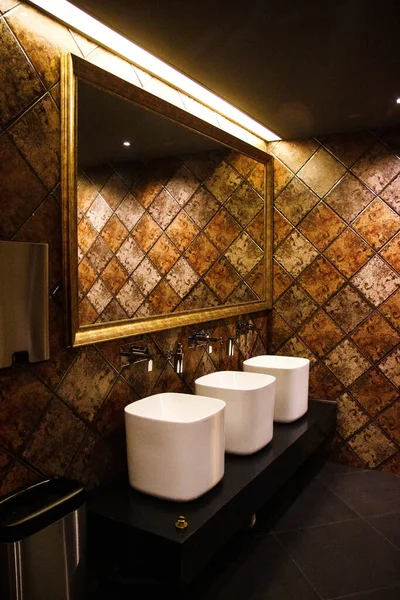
[0,478,86,600]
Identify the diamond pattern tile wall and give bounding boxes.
[269,132,400,475]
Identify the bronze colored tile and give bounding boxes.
[98,298,127,323]
[0,448,12,482]
[148,234,179,275]
[166,211,199,252]
[148,279,181,314]
[380,173,400,214]
[271,139,318,173]
[79,297,98,325]
[299,257,345,304]
[226,282,258,305]
[352,141,400,194]
[377,402,400,446]
[86,195,113,233]
[298,202,346,251]
[100,214,128,253]
[225,182,263,227]
[77,218,97,254]
[203,208,241,253]
[247,209,265,248]
[132,173,163,208]
[204,258,241,301]
[179,282,220,311]
[184,187,220,228]
[116,235,145,274]
[185,233,219,276]
[273,209,293,248]
[380,452,400,476]
[226,151,258,177]
[6,4,81,88]
[351,256,400,306]
[100,257,128,296]
[325,173,374,223]
[23,397,86,476]
[318,132,374,167]
[336,393,369,439]
[275,231,318,277]
[116,279,143,317]
[299,310,344,358]
[379,347,400,388]
[351,313,399,362]
[309,362,344,400]
[132,213,162,252]
[87,279,112,315]
[297,148,346,197]
[84,164,113,193]
[272,159,292,198]
[166,257,199,298]
[57,346,116,422]
[68,431,115,488]
[78,257,97,294]
[353,198,400,250]
[145,157,182,186]
[0,133,47,237]
[204,160,242,203]
[379,289,400,330]
[272,260,293,301]
[268,310,293,352]
[0,17,44,126]
[380,232,400,272]
[166,164,200,206]
[329,443,366,469]
[277,336,317,366]
[132,257,161,296]
[348,424,397,468]
[324,229,374,278]
[99,172,129,211]
[275,177,319,226]
[246,260,265,299]
[115,193,145,231]
[274,283,318,329]
[225,232,263,277]
[325,339,371,387]
[325,285,372,333]
[0,461,40,499]
[111,161,143,189]
[95,377,138,439]
[148,189,180,228]
[86,236,113,274]
[0,366,51,453]
[77,171,98,213]
[9,94,59,191]
[182,149,225,181]
[350,368,397,416]
[153,362,190,395]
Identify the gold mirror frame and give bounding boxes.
[61,53,273,347]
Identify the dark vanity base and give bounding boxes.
[88,399,336,591]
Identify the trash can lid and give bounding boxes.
[0,477,85,543]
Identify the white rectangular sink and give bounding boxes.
[195,371,276,455]
[124,392,225,501]
[243,355,309,423]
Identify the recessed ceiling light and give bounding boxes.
[396,98,400,104]
[123,141,131,146]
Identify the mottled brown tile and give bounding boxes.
[325,339,371,387]
[380,173,400,213]
[329,443,366,469]
[204,160,242,203]
[57,346,116,422]
[116,278,143,317]
[166,211,199,252]
[86,195,113,233]
[379,347,400,388]
[148,188,180,228]
[379,289,400,330]
[226,151,258,177]
[116,236,145,274]
[204,208,241,252]
[351,255,400,306]
[377,402,400,446]
[132,257,161,296]
[153,362,190,395]
[84,164,113,192]
[272,260,294,301]
[324,229,374,278]
[148,234,179,275]
[299,257,345,304]
[115,192,145,231]
[98,258,127,297]
[111,161,142,189]
[132,173,162,208]
[268,310,293,352]
[271,139,318,172]
[0,133,47,237]
[273,209,294,248]
[68,431,115,488]
[298,202,346,250]
[9,94,59,191]
[297,148,346,197]
[182,149,224,181]
[97,299,127,323]
[273,158,293,198]
[184,187,220,228]
[86,236,113,273]
[145,157,182,186]
[132,213,162,252]
[100,214,128,253]
[353,198,400,250]
[87,279,112,315]
[299,310,344,357]
[0,461,40,498]
[248,162,265,196]
[325,285,372,333]
[325,173,374,223]
[380,451,400,476]
[352,141,400,194]
[204,258,241,301]
[23,397,86,476]
[380,232,400,272]
[77,217,97,254]
[166,164,200,206]
[247,209,265,248]
[99,172,129,211]
[309,362,344,400]
[226,281,258,305]
[336,393,369,439]
[148,280,181,314]
[180,282,220,311]
[246,260,265,299]
[348,424,397,468]
[79,297,98,325]
[318,132,374,167]
[225,232,263,277]
[275,177,319,226]
[276,336,317,365]
[225,182,263,227]
[78,257,97,294]
[164,257,199,298]
[274,231,318,277]
[351,313,399,362]
[185,233,219,276]
[274,283,317,329]
[77,171,98,213]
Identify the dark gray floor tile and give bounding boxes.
[318,470,400,517]
[367,513,400,550]
[317,462,366,478]
[332,585,400,599]
[276,519,400,599]
[272,480,359,532]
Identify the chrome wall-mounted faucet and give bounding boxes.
[167,343,184,374]
[236,322,257,334]
[188,330,223,354]
[120,344,153,372]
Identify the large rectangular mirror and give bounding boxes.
[62,54,272,347]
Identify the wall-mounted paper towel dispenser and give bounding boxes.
[0,241,50,368]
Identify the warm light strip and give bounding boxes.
[28,0,280,141]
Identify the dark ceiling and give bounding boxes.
[71,0,400,140]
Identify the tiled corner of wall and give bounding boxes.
[269,130,400,474]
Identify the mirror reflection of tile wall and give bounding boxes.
[77,149,266,326]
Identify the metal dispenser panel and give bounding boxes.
[0,241,49,368]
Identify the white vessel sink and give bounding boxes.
[243,355,310,423]
[195,371,276,455]
[124,392,225,501]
